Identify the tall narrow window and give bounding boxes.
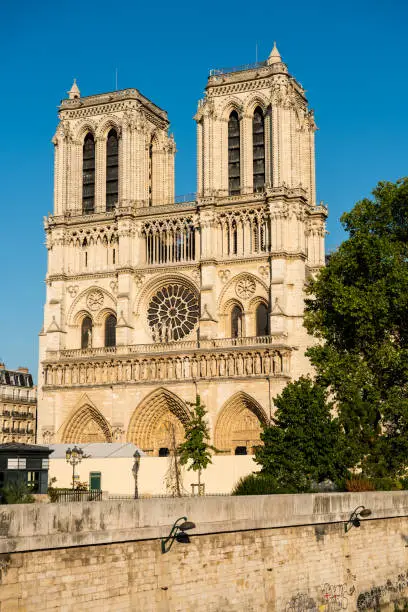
[104,314,116,347]
[106,129,118,211]
[82,133,95,214]
[231,305,243,338]
[256,303,269,336]
[148,141,153,206]
[253,107,265,192]
[228,111,240,195]
[81,317,93,349]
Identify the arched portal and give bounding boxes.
[127,388,190,455]
[214,392,268,454]
[61,404,112,443]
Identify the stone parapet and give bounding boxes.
[0,492,406,555]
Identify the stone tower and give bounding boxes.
[38,46,326,457]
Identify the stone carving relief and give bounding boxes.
[236,276,256,300]
[218,269,231,284]
[258,265,269,279]
[44,349,289,388]
[86,290,104,311]
[109,280,118,295]
[67,285,79,298]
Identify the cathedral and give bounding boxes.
[37,44,327,456]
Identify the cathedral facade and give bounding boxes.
[37,45,326,455]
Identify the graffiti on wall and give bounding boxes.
[285,592,318,611]
[357,571,408,610]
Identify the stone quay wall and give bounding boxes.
[0,492,408,611]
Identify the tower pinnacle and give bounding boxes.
[267,42,282,65]
[68,78,80,99]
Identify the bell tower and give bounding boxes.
[195,43,317,205]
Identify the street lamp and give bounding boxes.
[344,505,372,533]
[161,517,196,554]
[65,446,84,489]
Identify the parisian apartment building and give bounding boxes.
[0,364,37,444]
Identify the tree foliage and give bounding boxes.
[178,395,216,486]
[305,178,408,477]
[255,377,350,490]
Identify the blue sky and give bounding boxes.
[1,0,407,377]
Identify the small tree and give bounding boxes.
[178,395,217,493]
[255,377,351,491]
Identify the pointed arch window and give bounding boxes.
[81,317,93,349]
[105,315,117,347]
[231,305,243,338]
[228,111,240,195]
[253,107,265,192]
[106,129,118,211]
[148,140,153,206]
[256,303,269,336]
[82,133,95,214]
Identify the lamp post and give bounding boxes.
[65,446,84,489]
[344,505,372,533]
[161,517,196,554]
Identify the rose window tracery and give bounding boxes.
[236,277,256,299]
[87,290,104,311]
[147,284,199,342]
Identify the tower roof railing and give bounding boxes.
[209,61,267,77]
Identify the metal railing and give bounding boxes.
[209,60,267,77]
[54,489,103,503]
[56,335,285,360]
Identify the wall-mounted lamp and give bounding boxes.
[344,505,372,533]
[161,516,196,554]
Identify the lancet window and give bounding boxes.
[256,303,269,336]
[81,317,93,349]
[106,129,118,211]
[228,111,240,195]
[104,315,117,347]
[143,218,196,264]
[231,305,243,338]
[217,209,269,257]
[82,133,95,214]
[253,107,265,192]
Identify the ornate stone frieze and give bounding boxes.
[43,347,291,388]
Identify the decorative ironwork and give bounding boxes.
[147,284,199,342]
[209,60,267,77]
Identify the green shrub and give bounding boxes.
[2,479,35,504]
[232,473,298,495]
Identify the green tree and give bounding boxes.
[255,377,350,491]
[305,178,408,477]
[178,395,217,492]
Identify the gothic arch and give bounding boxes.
[220,97,244,121]
[74,120,98,143]
[244,94,269,116]
[218,271,268,314]
[214,392,268,453]
[67,286,116,326]
[60,398,112,443]
[134,272,199,317]
[95,116,122,139]
[127,388,190,454]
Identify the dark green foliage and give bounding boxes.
[305,178,408,477]
[178,395,217,484]
[232,473,297,495]
[255,377,351,491]
[2,478,35,504]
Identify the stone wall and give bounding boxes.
[1,493,407,611]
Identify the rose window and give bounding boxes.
[147,284,199,342]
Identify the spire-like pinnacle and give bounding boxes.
[267,42,282,65]
[68,78,80,100]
